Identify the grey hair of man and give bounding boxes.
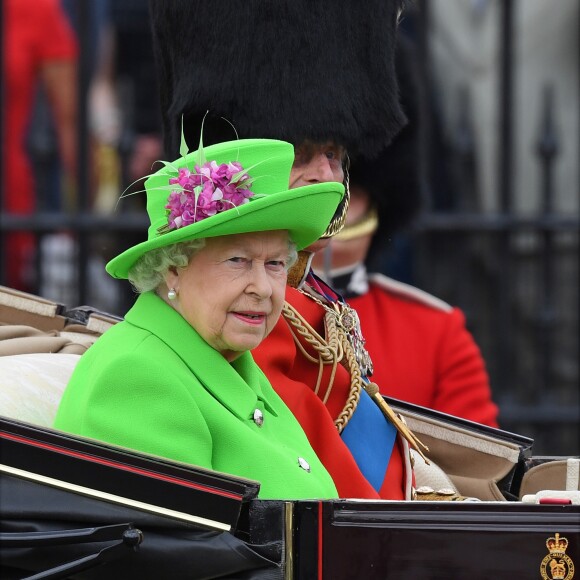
[128,237,299,294]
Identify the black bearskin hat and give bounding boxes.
[349,33,424,256]
[149,0,407,159]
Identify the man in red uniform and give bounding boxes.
[311,182,499,428]
[149,0,431,500]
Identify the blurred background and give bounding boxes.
[1,0,578,455]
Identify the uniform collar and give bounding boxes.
[125,292,278,419]
[314,262,369,299]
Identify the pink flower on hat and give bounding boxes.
[160,160,254,233]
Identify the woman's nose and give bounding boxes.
[246,264,273,298]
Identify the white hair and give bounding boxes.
[128,239,206,293]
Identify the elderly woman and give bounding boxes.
[54,139,343,499]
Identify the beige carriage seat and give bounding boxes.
[393,403,522,501]
[0,353,80,427]
[0,285,119,427]
[519,458,580,502]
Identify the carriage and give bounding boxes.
[1,285,578,579]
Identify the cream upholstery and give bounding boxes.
[411,449,458,493]
[0,353,80,427]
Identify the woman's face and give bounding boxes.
[167,231,291,361]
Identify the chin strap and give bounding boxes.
[320,162,351,238]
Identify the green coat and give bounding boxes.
[54,292,337,499]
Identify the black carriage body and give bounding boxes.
[3,489,579,579]
[281,500,580,579]
[1,415,579,579]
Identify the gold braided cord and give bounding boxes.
[282,301,341,397]
[282,301,360,432]
[320,310,342,404]
[329,311,363,433]
[283,293,431,458]
[288,291,361,429]
[282,309,327,396]
[282,301,338,363]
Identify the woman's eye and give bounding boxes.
[228,257,247,264]
[267,260,286,270]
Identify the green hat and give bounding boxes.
[106,139,344,279]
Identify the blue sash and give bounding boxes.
[340,388,397,492]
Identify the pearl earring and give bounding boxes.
[168,288,177,300]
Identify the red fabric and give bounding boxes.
[2,0,77,288]
[253,287,405,499]
[348,282,499,427]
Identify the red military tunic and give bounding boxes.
[349,274,499,427]
[253,286,410,500]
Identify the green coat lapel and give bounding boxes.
[125,292,277,421]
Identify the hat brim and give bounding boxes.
[106,182,344,279]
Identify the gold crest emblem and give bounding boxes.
[540,533,575,580]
